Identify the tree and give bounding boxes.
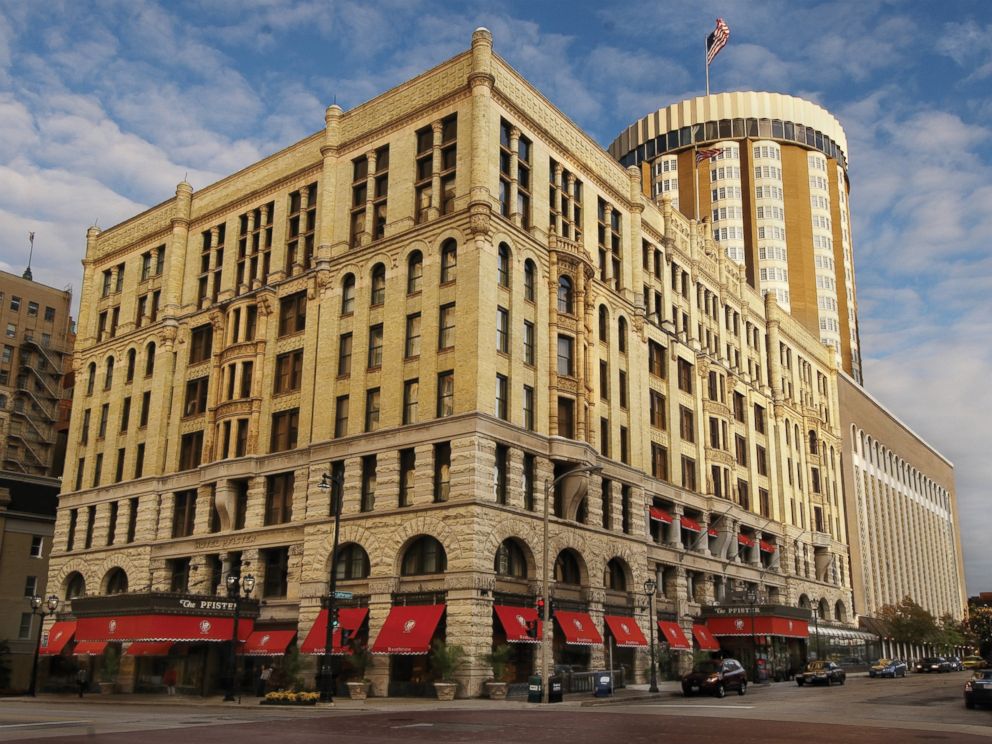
[936,614,969,651]
[967,603,992,658]
[876,596,939,645]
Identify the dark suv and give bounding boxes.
[681,659,748,698]
[797,660,846,686]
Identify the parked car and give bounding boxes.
[797,660,846,686]
[869,659,908,678]
[681,659,748,698]
[963,655,989,670]
[914,657,951,673]
[964,669,992,709]
[947,656,964,671]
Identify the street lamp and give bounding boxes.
[644,578,659,693]
[810,600,822,660]
[745,588,759,683]
[319,469,346,703]
[541,464,601,704]
[223,573,255,702]
[27,594,59,696]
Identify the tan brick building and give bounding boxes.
[46,29,857,696]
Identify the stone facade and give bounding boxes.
[47,29,858,697]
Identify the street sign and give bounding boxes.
[333,591,353,599]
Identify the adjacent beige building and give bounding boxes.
[838,373,966,621]
[45,29,863,696]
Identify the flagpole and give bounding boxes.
[705,36,710,96]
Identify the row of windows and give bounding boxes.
[3,295,57,321]
[710,166,742,182]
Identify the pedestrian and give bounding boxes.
[163,666,177,696]
[76,667,88,698]
[256,664,273,697]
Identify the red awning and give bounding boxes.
[738,533,755,547]
[73,641,108,656]
[125,642,174,656]
[604,616,647,647]
[759,540,776,553]
[708,527,719,537]
[371,605,445,655]
[300,607,369,655]
[494,605,541,644]
[657,621,691,650]
[680,516,701,532]
[76,614,253,643]
[692,624,721,651]
[555,611,603,646]
[706,616,809,639]
[649,506,673,524]
[241,630,296,656]
[39,621,76,655]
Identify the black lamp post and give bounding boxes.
[745,588,759,682]
[223,573,255,702]
[644,578,659,693]
[27,594,59,696]
[811,600,822,660]
[320,470,345,703]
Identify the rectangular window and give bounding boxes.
[98,403,109,438]
[278,291,307,336]
[619,426,629,463]
[262,547,290,598]
[557,396,574,438]
[92,454,102,488]
[74,457,85,491]
[120,396,131,432]
[335,333,353,377]
[618,370,628,408]
[361,455,377,512]
[403,379,419,425]
[621,485,631,534]
[275,349,304,393]
[367,324,383,368]
[139,391,151,427]
[651,443,669,481]
[405,313,421,358]
[18,613,32,639]
[494,444,508,504]
[733,392,746,422]
[399,449,416,507]
[265,472,294,525]
[80,408,90,444]
[179,430,204,470]
[437,371,454,417]
[677,358,693,393]
[67,509,78,551]
[29,535,43,558]
[189,324,213,365]
[184,376,210,417]
[738,479,750,510]
[522,385,535,430]
[496,307,509,353]
[679,405,694,442]
[649,390,666,429]
[134,443,145,479]
[438,303,455,350]
[709,417,720,448]
[233,481,249,530]
[754,404,766,434]
[365,389,381,432]
[495,374,508,420]
[334,395,349,437]
[735,435,748,465]
[270,408,299,452]
[172,489,197,538]
[433,442,451,502]
[285,182,317,272]
[24,575,37,597]
[756,445,768,476]
[169,558,190,592]
[114,448,125,484]
[681,456,697,491]
[556,334,574,376]
[523,321,535,365]
[759,488,770,518]
[127,497,138,542]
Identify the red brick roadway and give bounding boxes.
[7,710,990,744]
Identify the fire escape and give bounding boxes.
[3,337,65,476]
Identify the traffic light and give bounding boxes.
[329,607,340,629]
[535,596,545,614]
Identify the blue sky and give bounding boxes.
[1,1,989,598]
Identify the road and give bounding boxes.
[0,672,987,743]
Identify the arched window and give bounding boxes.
[126,349,136,382]
[104,356,114,389]
[370,263,386,306]
[808,430,818,454]
[554,549,581,585]
[494,539,527,578]
[598,305,609,342]
[65,572,86,600]
[145,342,156,377]
[334,543,371,580]
[341,274,356,315]
[401,536,447,575]
[440,240,457,283]
[105,568,128,595]
[604,558,627,591]
[407,251,423,295]
[523,259,536,302]
[497,243,511,288]
[798,594,811,609]
[86,362,96,396]
[617,317,628,354]
[557,275,573,314]
[834,600,845,622]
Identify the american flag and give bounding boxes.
[706,18,730,65]
[695,148,723,164]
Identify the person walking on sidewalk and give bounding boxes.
[75,667,88,698]
[256,665,273,697]
[163,666,177,696]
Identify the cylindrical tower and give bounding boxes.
[609,92,861,383]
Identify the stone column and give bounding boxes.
[666,504,683,548]
[366,579,396,697]
[341,457,363,516]
[164,181,192,316]
[375,450,401,512]
[193,484,214,535]
[507,448,526,510]
[412,444,435,507]
[446,575,495,698]
[586,588,606,670]
[508,127,521,227]
[428,120,443,220]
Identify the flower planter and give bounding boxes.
[347,681,371,700]
[484,681,508,700]
[260,699,317,706]
[434,681,457,701]
[98,682,115,695]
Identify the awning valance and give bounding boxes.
[706,616,809,639]
[707,527,719,537]
[759,540,776,553]
[555,611,603,646]
[241,630,296,656]
[604,615,647,647]
[300,608,369,655]
[39,621,76,655]
[494,605,541,644]
[125,641,173,656]
[657,621,691,650]
[738,534,755,547]
[810,625,878,642]
[76,614,253,643]
[73,641,108,656]
[692,624,721,651]
[649,506,673,524]
[680,516,702,532]
[371,605,445,655]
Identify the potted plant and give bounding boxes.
[98,646,119,694]
[345,647,373,700]
[483,645,512,699]
[429,640,465,701]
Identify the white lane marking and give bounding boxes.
[0,721,92,729]
[393,723,435,728]
[645,704,754,709]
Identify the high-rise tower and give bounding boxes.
[610,93,862,382]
